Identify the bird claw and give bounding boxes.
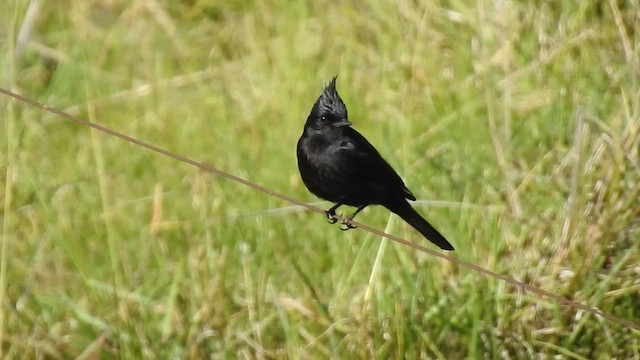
[325,210,338,224]
[339,219,357,231]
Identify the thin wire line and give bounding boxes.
[1,87,638,332]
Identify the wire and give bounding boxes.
[1,86,638,332]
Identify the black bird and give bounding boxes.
[296,77,454,251]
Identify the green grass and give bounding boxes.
[2,0,639,358]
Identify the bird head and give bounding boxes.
[306,76,352,130]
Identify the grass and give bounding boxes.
[1,0,639,358]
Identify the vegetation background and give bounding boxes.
[1,0,639,358]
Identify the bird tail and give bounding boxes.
[386,199,454,251]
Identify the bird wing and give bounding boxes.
[336,127,417,201]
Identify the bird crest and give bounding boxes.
[311,75,348,121]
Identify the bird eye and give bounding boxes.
[320,116,328,124]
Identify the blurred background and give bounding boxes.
[1,0,639,358]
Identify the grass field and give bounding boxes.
[2,0,639,358]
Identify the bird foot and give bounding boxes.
[324,210,338,224]
[339,218,357,231]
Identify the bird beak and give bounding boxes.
[333,119,352,127]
